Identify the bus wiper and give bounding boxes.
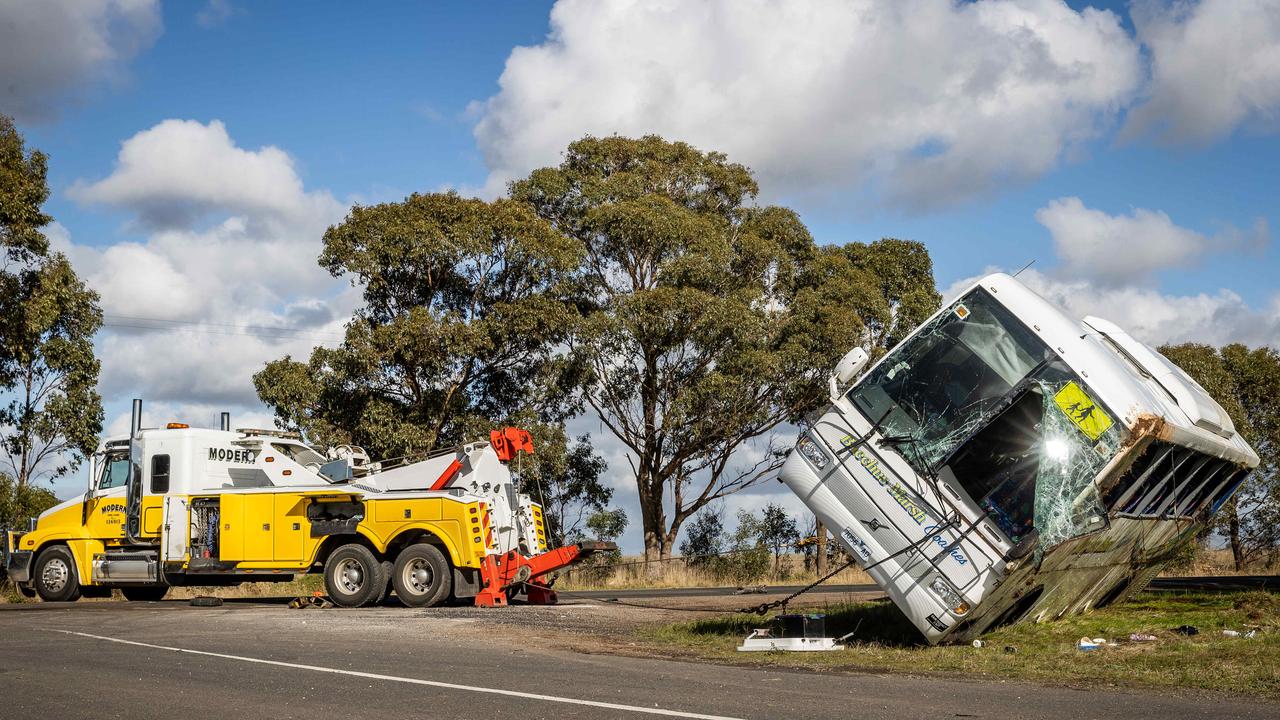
[839,407,894,453]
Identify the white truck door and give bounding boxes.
[161,496,190,563]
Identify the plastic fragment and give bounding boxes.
[971,639,986,648]
[1128,633,1157,642]
[1222,629,1240,637]
[1077,637,1099,651]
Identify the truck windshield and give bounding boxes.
[848,287,1052,470]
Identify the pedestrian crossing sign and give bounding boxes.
[1054,381,1113,441]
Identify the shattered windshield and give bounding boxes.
[848,287,1052,469]
[847,288,1123,552]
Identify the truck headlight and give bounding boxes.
[929,577,970,615]
[795,437,829,470]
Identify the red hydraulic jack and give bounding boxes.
[474,541,617,608]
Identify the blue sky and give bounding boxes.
[4,0,1279,551]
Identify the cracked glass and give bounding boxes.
[847,288,1122,553]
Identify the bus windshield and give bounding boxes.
[849,287,1052,469]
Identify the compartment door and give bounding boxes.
[161,496,190,563]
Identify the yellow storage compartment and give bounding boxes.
[219,494,244,562]
[374,499,442,523]
[273,494,306,562]
[242,494,275,563]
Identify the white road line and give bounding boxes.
[45,628,745,720]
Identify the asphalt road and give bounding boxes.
[1,599,1273,720]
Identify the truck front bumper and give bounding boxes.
[5,530,33,583]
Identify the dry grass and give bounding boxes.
[557,554,873,591]
[641,589,1280,699]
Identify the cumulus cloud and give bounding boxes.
[944,268,1280,349]
[472,0,1142,209]
[62,119,353,408]
[1035,197,1268,285]
[0,0,161,123]
[70,119,336,230]
[1126,0,1280,143]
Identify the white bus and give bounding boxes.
[780,273,1259,643]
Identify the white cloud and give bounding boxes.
[0,0,161,123]
[1126,0,1280,143]
[1035,197,1268,285]
[472,0,1142,209]
[70,119,336,230]
[944,268,1280,349]
[61,119,354,409]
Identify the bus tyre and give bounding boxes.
[324,544,383,608]
[392,543,451,608]
[33,546,82,603]
[121,586,169,602]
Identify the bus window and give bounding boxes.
[1172,459,1229,517]
[1103,443,1170,511]
[1154,455,1211,516]
[1127,448,1188,515]
[1206,468,1250,514]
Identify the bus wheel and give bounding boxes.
[392,543,452,608]
[324,544,383,608]
[33,546,82,603]
[121,586,169,602]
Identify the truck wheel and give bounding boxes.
[33,546,82,603]
[392,543,452,608]
[121,586,169,602]
[324,544,383,608]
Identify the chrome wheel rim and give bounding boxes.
[42,557,69,593]
[334,558,364,594]
[403,558,433,595]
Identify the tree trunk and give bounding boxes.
[815,520,827,576]
[1228,502,1245,571]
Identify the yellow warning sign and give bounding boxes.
[1054,381,1113,441]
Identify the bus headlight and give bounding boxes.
[795,437,829,470]
[929,577,970,615]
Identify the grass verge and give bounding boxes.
[637,590,1280,700]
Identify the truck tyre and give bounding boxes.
[324,544,383,608]
[121,586,169,602]
[374,560,393,605]
[392,543,452,608]
[32,546,82,603]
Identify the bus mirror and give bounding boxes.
[830,347,869,398]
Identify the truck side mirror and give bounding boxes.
[829,347,869,400]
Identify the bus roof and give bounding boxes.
[954,273,1258,469]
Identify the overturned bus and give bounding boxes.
[780,272,1258,644]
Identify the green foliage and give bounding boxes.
[255,192,586,462]
[755,503,800,571]
[0,116,102,486]
[1160,342,1280,568]
[679,509,725,568]
[585,507,628,543]
[0,115,51,262]
[518,432,611,546]
[512,135,940,559]
[0,472,58,529]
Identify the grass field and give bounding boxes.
[639,590,1280,699]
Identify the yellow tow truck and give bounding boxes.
[4,400,610,607]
